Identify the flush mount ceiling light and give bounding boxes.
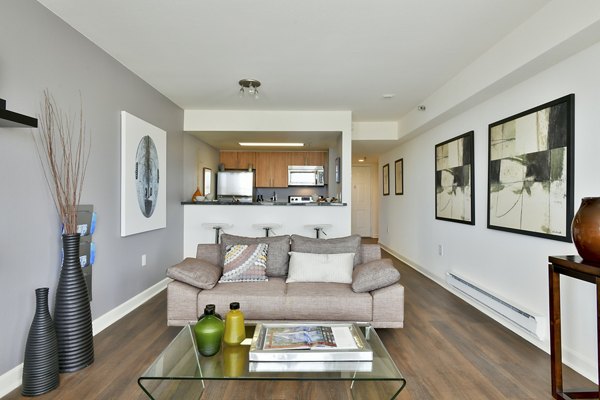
[358,156,366,162]
[239,142,304,147]
[239,79,261,99]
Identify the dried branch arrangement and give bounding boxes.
[34,90,90,235]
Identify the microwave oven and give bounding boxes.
[288,166,325,186]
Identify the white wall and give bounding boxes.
[182,134,220,201]
[380,40,600,381]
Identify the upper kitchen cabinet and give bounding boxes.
[220,151,256,170]
[255,152,288,187]
[287,151,328,166]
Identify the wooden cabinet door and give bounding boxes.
[255,152,272,187]
[237,152,256,170]
[306,151,327,166]
[219,151,238,169]
[271,152,289,187]
[287,152,306,166]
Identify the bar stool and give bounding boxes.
[201,223,232,244]
[252,223,282,237]
[304,224,332,239]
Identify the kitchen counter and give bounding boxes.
[181,201,346,206]
[182,201,351,254]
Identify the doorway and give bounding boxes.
[351,166,372,237]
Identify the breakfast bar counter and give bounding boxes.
[182,202,351,257]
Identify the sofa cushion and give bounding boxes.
[285,282,372,321]
[198,278,289,320]
[286,252,355,284]
[290,234,362,266]
[166,258,221,289]
[219,243,268,282]
[221,234,291,277]
[351,258,400,293]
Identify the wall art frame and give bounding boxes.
[120,111,167,237]
[394,158,404,195]
[335,157,341,183]
[382,163,390,196]
[487,94,574,242]
[203,167,212,197]
[435,131,475,225]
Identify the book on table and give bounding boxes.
[249,322,372,362]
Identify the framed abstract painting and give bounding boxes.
[435,131,475,224]
[120,111,167,237]
[487,94,574,242]
[395,158,403,195]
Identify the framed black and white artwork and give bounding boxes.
[395,158,403,195]
[383,163,390,196]
[435,131,475,224]
[487,94,574,242]
[120,111,167,237]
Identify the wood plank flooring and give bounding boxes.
[3,242,594,399]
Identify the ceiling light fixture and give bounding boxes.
[239,79,261,99]
[239,142,304,147]
[358,156,366,162]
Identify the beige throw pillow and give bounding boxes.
[286,252,355,284]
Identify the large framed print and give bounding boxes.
[120,111,167,237]
[487,94,574,242]
[435,131,474,224]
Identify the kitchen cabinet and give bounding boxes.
[219,151,256,170]
[255,152,288,187]
[287,151,327,166]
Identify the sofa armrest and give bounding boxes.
[360,244,382,264]
[196,243,221,265]
[371,283,404,328]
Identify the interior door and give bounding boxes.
[351,166,372,237]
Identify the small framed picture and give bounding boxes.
[203,167,212,196]
[383,163,390,196]
[395,159,403,195]
[335,157,341,183]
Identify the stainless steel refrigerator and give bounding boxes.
[216,170,255,202]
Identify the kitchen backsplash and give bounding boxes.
[256,186,328,202]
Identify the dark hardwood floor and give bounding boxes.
[3,240,594,399]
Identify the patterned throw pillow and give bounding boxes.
[219,243,269,282]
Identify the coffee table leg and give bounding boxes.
[348,379,406,399]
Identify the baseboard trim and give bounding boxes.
[0,278,170,398]
[379,243,598,384]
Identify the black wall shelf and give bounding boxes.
[0,98,38,128]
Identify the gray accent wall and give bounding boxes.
[0,1,184,375]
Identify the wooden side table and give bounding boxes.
[548,255,600,400]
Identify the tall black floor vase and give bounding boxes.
[54,233,94,372]
[21,288,59,396]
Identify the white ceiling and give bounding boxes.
[36,0,549,159]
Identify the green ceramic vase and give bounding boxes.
[194,305,224,357]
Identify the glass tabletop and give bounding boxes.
[138,324,406,400]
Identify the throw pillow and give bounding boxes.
[351,258,400,293]
[166,258,222,290]
[219,243,269,282]
[290,234,362,266]
[286,252,355,284]
[220,234,290,277]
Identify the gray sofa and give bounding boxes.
[166,234,404,328]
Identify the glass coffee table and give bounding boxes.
[138,323,406,400]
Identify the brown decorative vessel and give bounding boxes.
[572,197,600,263]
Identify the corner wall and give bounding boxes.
[0,0,184,380]
[379,40,600,381]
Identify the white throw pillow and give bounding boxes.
[286,252,355,284]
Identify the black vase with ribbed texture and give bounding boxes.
[54,234,94,372]
[22,288,59,396]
